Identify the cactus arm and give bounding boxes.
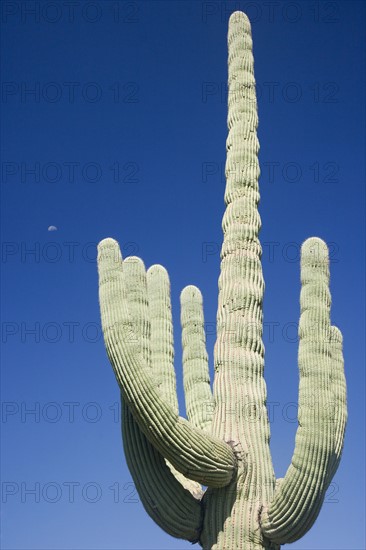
[118,257,203,540]
[122,401,203,542]
[98,238,236,488]
[181,285,214,432]
[145,264,203,498]
[260,238,347,544]
[147,264,179,410]
[123,257,203,496]
[328,326,347,476]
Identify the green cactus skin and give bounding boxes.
[97,11,347,550]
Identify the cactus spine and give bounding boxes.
[97,11,347,550]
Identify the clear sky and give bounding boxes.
[1,1,365,549]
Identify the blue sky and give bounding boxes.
[1,1,365,549]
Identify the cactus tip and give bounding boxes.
[301,237,329,265]
[180,285,203,303]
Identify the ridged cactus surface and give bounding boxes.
[97,11,347,550]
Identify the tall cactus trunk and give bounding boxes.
[97,10,347,550]
[201,12,276,550]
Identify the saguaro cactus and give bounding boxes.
[97,11,347,550]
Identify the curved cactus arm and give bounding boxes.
[98,238,236,488]
[122,401,203,542]
[260,237,347,544]
[119,257,203,539]
[181,285,215,432]
[145,264,203,496]
[281,325,348,539]
[291,325,347,538]
[123,257,203,496]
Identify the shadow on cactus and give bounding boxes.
[97,11,347,550]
